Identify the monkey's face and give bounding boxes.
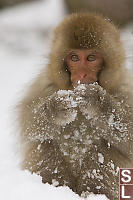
[51,13,125,91]
[66,49,104,87]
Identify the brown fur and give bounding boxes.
[18,13,133,199]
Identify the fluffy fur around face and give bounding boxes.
[50,13,125,92]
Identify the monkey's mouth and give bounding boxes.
[72,80,99,88]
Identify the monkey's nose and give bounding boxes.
[80,73,87,79]
[83,74,87,78]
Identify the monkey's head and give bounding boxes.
[50,13,125,92]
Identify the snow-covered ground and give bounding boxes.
[0,0,133,199]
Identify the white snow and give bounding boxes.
[0,0,133,199]
[98,153,104,164]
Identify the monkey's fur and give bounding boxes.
[18,13,133,199]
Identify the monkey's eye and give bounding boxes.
[87,55,96,62]
[71,54,79,62]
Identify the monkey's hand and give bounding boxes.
[46,90,78,126]
[74,83,107,119]
[74,83,133,146]
[74,83,118,125]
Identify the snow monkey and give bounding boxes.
[18,13,133,199]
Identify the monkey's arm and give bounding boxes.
[75,84,133,148]
[19,89,79,143]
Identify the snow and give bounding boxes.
[0,0,133,199]
[98,153,104,164]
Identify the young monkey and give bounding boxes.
[18,13,133,199]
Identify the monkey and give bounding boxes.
[18,13,133,199]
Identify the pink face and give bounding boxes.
[66,49,104,87]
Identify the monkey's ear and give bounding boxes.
[63,59,70,73]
